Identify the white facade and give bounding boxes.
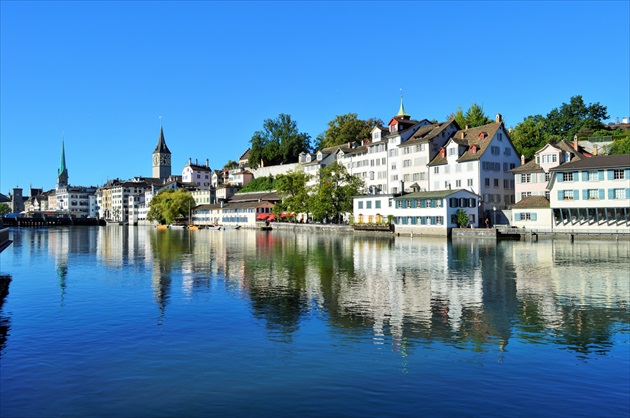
[352,195,395,224]
[428,119,520,226]
[55,186,97,217]
[393,189,480,236]
[182,159,212,190]
[549,155,630,231]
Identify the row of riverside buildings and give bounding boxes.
[3,98,629,235]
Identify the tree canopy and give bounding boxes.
[448,103,493,129]
[223,160,238,169]
[248,114,311,169]
[274,170,311,219]
[316,113,383,150]
[309,162,364,223]
[0,203,11,217]
[510,95,610,160]
[147,189,196,225]
[239,175,277,193]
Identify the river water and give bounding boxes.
[0,226,628,417]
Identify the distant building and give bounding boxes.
[182,158,212,190]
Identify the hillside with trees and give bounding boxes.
[316,113,383,150]
[248,114,311,169]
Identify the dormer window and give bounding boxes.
[373,131,380,140]
[471,145,477,154]
[306,154,312,162]
[317,152,323,161]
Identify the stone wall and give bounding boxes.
[452,228,498,238]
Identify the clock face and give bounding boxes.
[161,154,171,165]
[153,155,159,165]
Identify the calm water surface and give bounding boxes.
[0,226,628,417]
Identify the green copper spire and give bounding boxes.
[397,89,409,117]
[58,137,67,177]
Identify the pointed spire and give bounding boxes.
[58,133,67,177]
[397,89,409,117]
[154,124,171,154]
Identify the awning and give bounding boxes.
[256,213,269,220]
[267,214,275,221]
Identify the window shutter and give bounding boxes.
[573,190,579,200]
[582,171,588,181]
[626,188,630,198]
[608,189,614,199]
[514,213,521,221]
[583,190,589,200]
[470,198,476,207]
[599,170,605,181]
[558,190,563,200]
[599,189,605,200]
[608,170,614,180]
[625,169,630,179]
[531,213,537,221]
[557,173,563,182]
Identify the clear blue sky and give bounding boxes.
[1,1,628,194]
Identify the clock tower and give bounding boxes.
[152,125,172,181]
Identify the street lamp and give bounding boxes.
[493,205,497,227]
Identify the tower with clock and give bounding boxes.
[152,125,172,181]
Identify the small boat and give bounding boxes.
[156,224,169,230]
[222,225,241,230]
[168,224,187,230]
[187,225,200,230]
[207,225,222,230]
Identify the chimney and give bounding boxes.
[206,159,209,167]
[521,154,525,165]
[459,131,465,139]
[188,157,192,164]
[196,158,199,165]
[593,145,598,156]
[573,135,578,151]
[496,114,502,123]
[465,125,470,130]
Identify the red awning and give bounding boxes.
[267,214,275,221]
[256,213,269,220]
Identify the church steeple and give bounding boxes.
[57,135,68,189]
[152,123,172,180]
[396,89,409,119]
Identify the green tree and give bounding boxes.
[315,113,383,150]
[274,170,311,220]
[545,95,608,140]
[609,136,630,155]
[310,162,364,223]
[147,189,196,225]
[0,203,11,216]
[248,114,311,169]
[240,175,277,192]
[510,115,548,160]
[223,160,238,169]
[456,209,469,228]
[448,103,492,128]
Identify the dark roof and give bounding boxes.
[239,148,251,161]
[513,195,550,209]
[0,193,11,203]
[402,120,458,147]
[393,189,478,200]
[153,126,171,154]
[511,159,543,174]
[549,154,630,171]
[230,191,280,203]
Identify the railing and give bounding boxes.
[496,225,630,236]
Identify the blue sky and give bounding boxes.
[1,1,628,194]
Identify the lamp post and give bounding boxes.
[493,205,497,227]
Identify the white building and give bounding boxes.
[428,115,520,226]
[511,139,588,203]
[392,189,480,236]
[182,158,212,190]
[548,154,630,231]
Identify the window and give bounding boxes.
[403,147,411,155]
[491,146,500,155]
[521,192,532,200]
[610,189,627,199]
[587,189,600,200]
[613,169,625,180]
[358,201,363,209]
[588,171,599,181]
[485,178,490,187]
[434,167,440,174]
[375,200,381,209]
[403,159,411,167]
[448,147,456,156]
[467,179,473,186]
[545,172,551,182]
[455,180,462,187]
[562,190,574,200]
[494,179,499,187]
[504,148,511,156]
[366,201,372,209]
[562,172,574,182]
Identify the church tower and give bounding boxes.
[152,125,171,181]
[57,137,68,189]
